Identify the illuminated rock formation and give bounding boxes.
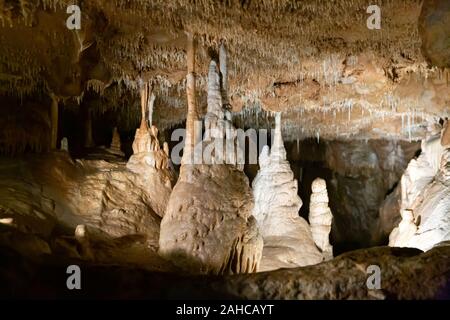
[309,178,333,260]
[390,123,450,250]
[60,137,69,152]
[389,209,417,247]
[74,224,94,260]
[252,113,323,271]
[127,85,174,171]
[126,84,175,217]
[203,44,242,169]
[159,38,262,275]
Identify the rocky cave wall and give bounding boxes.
[284,138,421,252]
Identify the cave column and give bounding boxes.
[50,93,59,150]
[140,83,150,130]
[182,32,199,165]
[219,43,229,107]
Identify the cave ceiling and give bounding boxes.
[0,0,449,141]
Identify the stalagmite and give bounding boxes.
[309,178,334,260]
[108,127,124,157]
[252,113,324,271]
[390,123,450,251]
[159,37,263,275]
[60,137,69,152]
[74,225,94,260]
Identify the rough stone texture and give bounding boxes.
[1,244,449,299]
[221,245,450,300]
[252,114,323,271]
[324,140,420,248]
[2,1,450,148]
[309,178,333,260]
[419,0,450,68]
[0,152,173,269]
[160,164,262,275]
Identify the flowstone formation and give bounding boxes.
[159,38,263,275]
[252,113,323,271]
[309,178,333,261]
[389,122,450,250]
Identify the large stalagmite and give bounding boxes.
[389,122,450,250]
[159,39,262,275]
[252,113,324,271]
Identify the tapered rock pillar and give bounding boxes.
[252,113,324,271]
[309,178,333,261]
[108,127,124,157]
[50,94,59,149]
[219,43,229,107]
[182,32,200,165]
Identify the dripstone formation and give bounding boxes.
[252,113,324,271]
[309,178,333,261]
[159,38,263,275]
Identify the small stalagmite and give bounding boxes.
[309,178,334,260]
[74,224,94,260]
[108,127,124,157]
[60,137,69,152]
[252,113,324,271]
[159,38,262,275]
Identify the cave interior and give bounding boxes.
[0,0,449,299]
